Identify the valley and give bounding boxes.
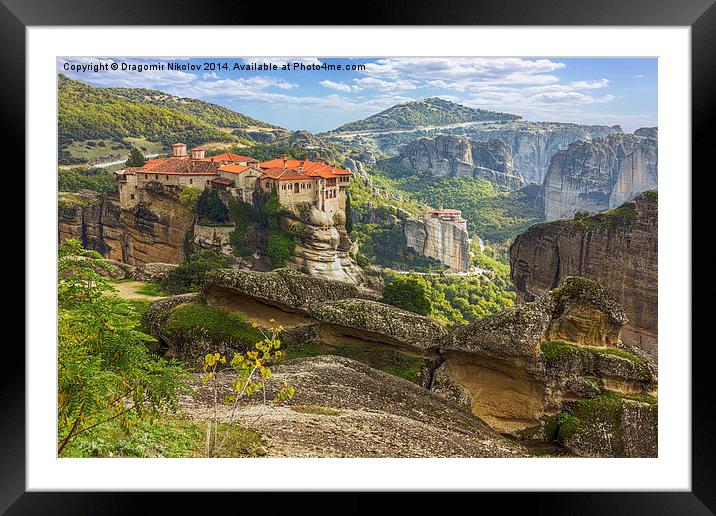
[57,74,659,459]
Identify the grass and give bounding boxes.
[291,405,342,416]
[284,341,426,384]
[164,303,264,346]
[135,282,169,297]
[59,414,266,458]
[577,201,639,230]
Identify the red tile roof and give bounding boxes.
[259,158,352,180]
[261,167,312,181]
[127,156,221,175]
[201,152,257,163]
[218,164,255,175]
[210,177,235,186]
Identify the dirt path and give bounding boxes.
[111,280,166,301]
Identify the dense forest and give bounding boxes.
[331,97,520,133]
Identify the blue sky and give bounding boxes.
[58,57,657,133]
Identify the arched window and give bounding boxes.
[294,182,300,194]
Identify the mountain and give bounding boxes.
[330,97,521,133]
[57,75,278,164]
[107,85,277,130]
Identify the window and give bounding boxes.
[130,194,135,200]
[165,175,169,180]
[294,183,300,194]
[189,178,193,185]
[144,174,148,179]
[155,175,158,180]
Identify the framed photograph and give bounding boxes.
[7,0,712,511]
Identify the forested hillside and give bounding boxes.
[331,97,520,133]
[58,75,278,164]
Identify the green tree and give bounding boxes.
[266,231,295,268]
[160,249,229,294]
[125,147,146,167]
[178,186,201,215]
[197,188,230,224]
[382,275,432,316]
[345,192,354,234]
[58,239,188,454]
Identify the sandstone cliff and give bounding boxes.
[404,216,470,272]
[58,186,195,266]
[509,191,658,359]
[540,132,657,221]
[399,135,525,189]
[469,123,620,184]
[433,276,657,457]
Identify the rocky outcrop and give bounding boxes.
[431,276,657,456]
[540,133,657,221]
[287,130,335,161]
[281,204,382,288]
[58,186,195,267]
[192,224,235,257]
[180,355,528,457]
[404,215,471,272]
[469,123,620,184]
[399,135,525,189]
[634,126,658,139]
[309,298,448,352]
[509,191,658,359]
[203,267,380,314]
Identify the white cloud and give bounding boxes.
[320,80,355,92]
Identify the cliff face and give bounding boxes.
[471,124,619,184]
[509,191,658,360]
[404,216,470,272]
[541,132,658,221]
[58,186,195,266]
[400,135,525,189]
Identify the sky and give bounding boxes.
[58,57,657,133]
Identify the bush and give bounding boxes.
[160,250,228,294]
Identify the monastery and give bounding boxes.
[116,142,352,215]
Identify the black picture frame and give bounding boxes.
[5,0,710,512]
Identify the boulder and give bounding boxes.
[309,298,448,352]
[203,268,380,314]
